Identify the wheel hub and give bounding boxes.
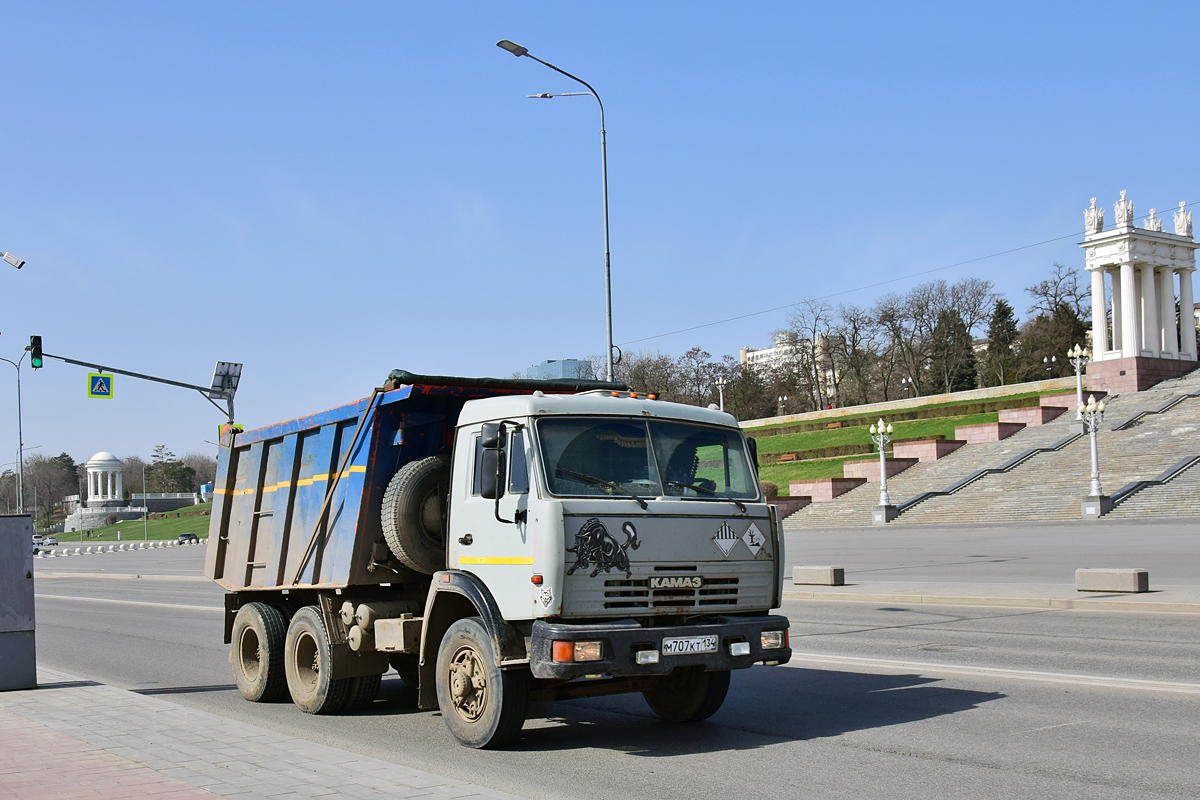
[448,646,487,722]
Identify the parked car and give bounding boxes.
[42,536,59,546]
[177,533,199,544]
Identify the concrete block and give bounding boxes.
[873,504,899,525]
[843,457,918,481]
[1082,495,1113,518]
[892,439,966,462]
[999,405,1067,426]
[793,566,845,586]
[1076,568,1148,593]
[789,477,867,502]
[768,496,811,519]
[955,421,1026,443]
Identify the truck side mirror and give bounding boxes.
[480,422,507,501]
[480,448,506,500]
[480,422,503,449]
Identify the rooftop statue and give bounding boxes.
[1084,197,1104,234]
[1114,190,1134,227]
[1175,201,1193,237]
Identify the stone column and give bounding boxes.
[1160,269,1179,357]
[1110,269,1124,352]
[114,470,123,500]
[1120,262,1139,357]
[1140,265,1159,356]
[1182,268,1197,360]
[1090,268,1108,357]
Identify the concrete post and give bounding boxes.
[1140,265,1159,356]
[1090,267,1108,357]
[0,515,37,690]
[1181,268,1197,360]
[1119,262,1139,357]
[1160,268,1179,357]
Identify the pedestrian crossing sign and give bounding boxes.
[88,373,114,399]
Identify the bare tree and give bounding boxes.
[675,347,717,406]
[1026,262,1090,322]
[122,455,147,496]
[828,304,880,407]
[785,299,836,410]
[614,351,679,400]
[182,453,217,489]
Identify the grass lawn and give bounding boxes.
[51,503,213,543]
[757,412,998,494]
[756,412,998,457]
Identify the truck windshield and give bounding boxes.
[537,418,759,501]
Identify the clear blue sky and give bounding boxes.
[2,1,1197,467]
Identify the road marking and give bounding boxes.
[35,594,222,612]
[36,572,209,582]
[788,652,1200,695]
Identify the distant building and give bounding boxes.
[526,359,592,380]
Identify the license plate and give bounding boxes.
[661,635,718,655]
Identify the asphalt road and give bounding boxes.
[32,546,1200,800]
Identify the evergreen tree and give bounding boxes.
[929,309,977,392]
[983,299,1020,386]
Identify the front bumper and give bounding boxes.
[529,615,791,679]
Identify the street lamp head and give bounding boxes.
[886,424,893,434]
[3,252,23,269]
[496,39,529,57]
[870,424,877,435]
[527,93,554,98]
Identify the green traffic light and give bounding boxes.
[29,335,43,369]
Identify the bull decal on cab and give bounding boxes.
[566,518,641,578]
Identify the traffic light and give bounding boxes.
[29,336,42,369]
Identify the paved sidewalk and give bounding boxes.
[0,668,522,800]
[785,580,1200,612]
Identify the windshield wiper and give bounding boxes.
[555,468,649,509]
[663,480,747,512]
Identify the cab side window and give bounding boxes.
[471,434,484,496]
[509,430,529,493]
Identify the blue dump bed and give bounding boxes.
[204,371,621,591]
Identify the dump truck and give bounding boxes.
[205,370,791,748]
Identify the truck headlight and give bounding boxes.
[728,641,751,657]
[552,640,604,663]
[761,630,787,650]
[635,650,660,665]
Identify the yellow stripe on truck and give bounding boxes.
[457,557,534,565]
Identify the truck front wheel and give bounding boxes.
[231,602,288,702]
[284,606,353,714]
[642,666,730,723]
[435,617,528,748]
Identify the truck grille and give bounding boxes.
[602,577,739,610]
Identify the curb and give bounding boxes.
[35,539,207,558]
[782,589,1200,613]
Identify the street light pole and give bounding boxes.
[1067,344,1088,420]
[870,418,898,524]
[1079,394,1112,518]
[498,39,615,382]
[0,351,27,513]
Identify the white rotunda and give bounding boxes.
[85,452,124,505]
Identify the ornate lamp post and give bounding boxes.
[900,376,913,398]
[1043,355,1057,378]
[870,418,898,524]
[1079,395,1111,518]
[1067,344,1088,420]
[777,395,787,416]
[715,376,727,412]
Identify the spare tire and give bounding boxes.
[381,455,449,574]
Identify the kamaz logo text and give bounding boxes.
[649,576,702,589]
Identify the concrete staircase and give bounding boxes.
[783,367,1200,528]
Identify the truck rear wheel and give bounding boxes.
[231,602,288,702]
[344,672,382,711]
[284,606,353,714]
[642,666,730,723]
[435,617,528,748]
[381,456,448,574]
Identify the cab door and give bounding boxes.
[447,424,533,621]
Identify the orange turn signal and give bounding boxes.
[531,574,543,585]
[552,641,574,662]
